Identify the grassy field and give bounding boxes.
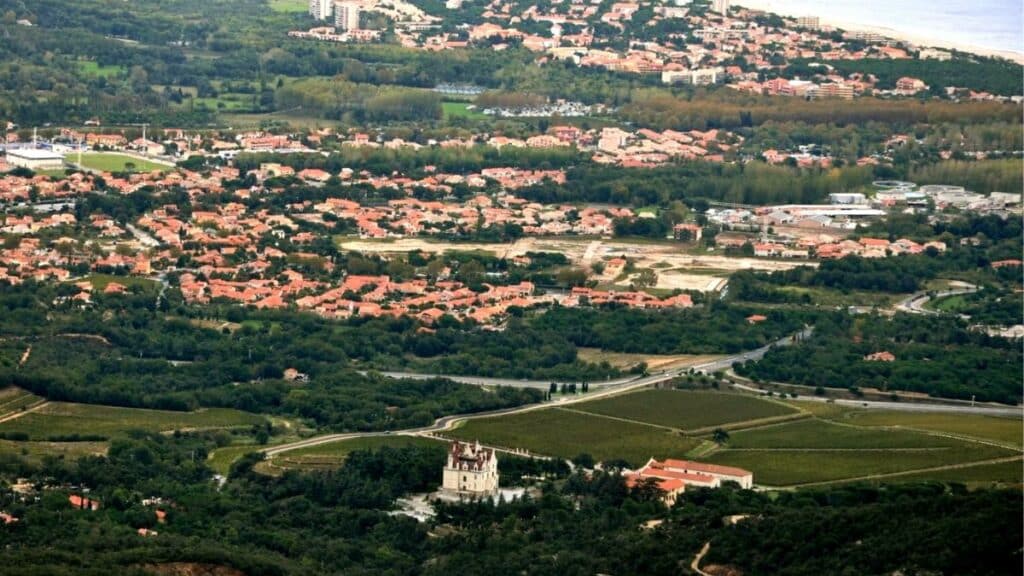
[0,402,266,440]
[706,415,1021,486]
[573,390,801,432]
[268,436,447,471]
[207,444,265,475]
[77,153,170,173]
[442,101,486,120]
[839,411,1023,448]
[703,443,1017,486]
[773,285,904,308]
[726,419,960,450]
[76,274,159,291]
[77,60,124,78]
[447,408,701,467]
[880,459,1023,486]
[269,0,308,11]
[929,293,967,313]
[0,438,107,463]
[188,94,255,112]
[0,389,44,415]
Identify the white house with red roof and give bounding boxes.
[626,458,754,500]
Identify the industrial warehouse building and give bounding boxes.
[5,149,65,171]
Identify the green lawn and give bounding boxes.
[929,293,968,313]
[269,0,308,11]
[77,153,169,173]
[447,408,701,468]
[77,60,124,78]
[573,390,801,432]
[77,274,159,292]
[207,444,265,475]
[840,411,1023,448]
[0,402,267,440]
[442,101,486,120]
[188,94,255,112]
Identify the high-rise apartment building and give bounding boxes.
[334,2,361,31]
[308,0,333,21]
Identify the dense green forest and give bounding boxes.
[735,313,1023,404]
[619,90,1021,131]
[0,431,1018,575]
[528,305,811,355]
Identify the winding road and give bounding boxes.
[894,281,978,316]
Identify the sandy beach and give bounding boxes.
[735,0,1024,63]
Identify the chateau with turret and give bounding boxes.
[442,440,499,498]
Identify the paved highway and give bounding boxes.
[731,383,1022,417]
[895,282,978,316]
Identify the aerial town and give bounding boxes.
[0,0,1021,574]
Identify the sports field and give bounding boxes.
[0,402,266,440]
[443,102,487,120]
[573,390,802,432]
[77,153,170,173]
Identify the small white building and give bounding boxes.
[829,192,867,205]
[442,440,499,498]
[5,149,64,171]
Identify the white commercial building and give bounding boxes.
[334,2,361,31]
[5,149,64,171]
[829,192,868,205]
[712,0,729,16]
[796,16,820,30]
[662,66,723,86]
[442,441,499,498]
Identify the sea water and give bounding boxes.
[736,0,1023,54]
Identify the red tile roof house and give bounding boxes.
[863,351,896,362]
[69,494,101,511]
[625,458,754,503]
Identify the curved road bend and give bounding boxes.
[894,282,978,316]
